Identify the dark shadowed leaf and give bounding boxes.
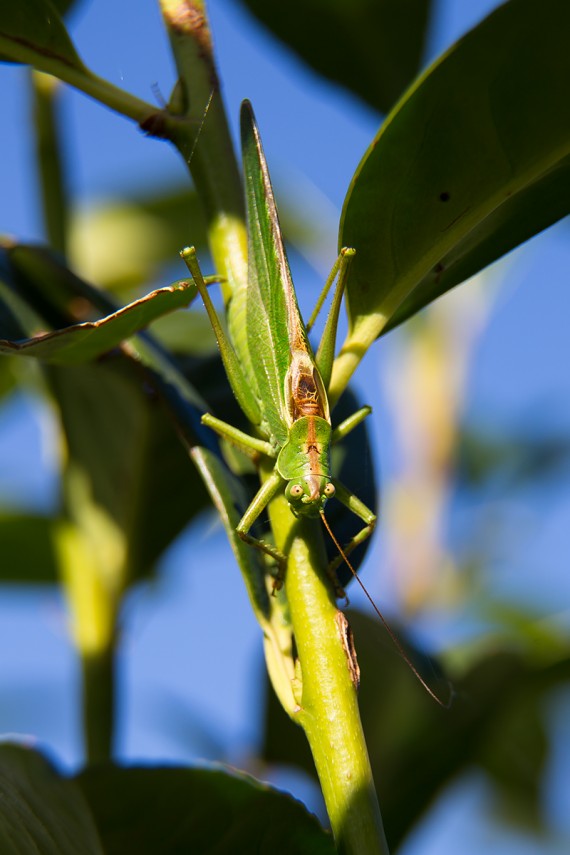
[262,610,570,849]
[0,241,215,582]
[0,515,59,582]
[0,744,103,855]
[46,357,209,582]
[0,0,85,71]
[76,764,334,855]
[340,0,570,354]
[52,0,85,16]
[239,0,432,113]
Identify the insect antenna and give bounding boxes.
[320,511,453,709]
[186,88,216,168]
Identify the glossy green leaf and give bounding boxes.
[0,0,85,72]
[239,0,432,113]
[340,0,570,348]
[0,280,200,364]
[0,744,103,855]
[76,763,334,855]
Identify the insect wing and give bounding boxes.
[240,100,310,446]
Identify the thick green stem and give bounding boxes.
[81,646,116,763]
[266,463,388,855]
[56,505,123,764]
[159,0,247,302]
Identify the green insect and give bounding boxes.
[181,100,376,585]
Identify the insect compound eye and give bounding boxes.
[324,482,335,498]
[289,483,304,499]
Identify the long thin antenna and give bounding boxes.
[186,89,215,168]
[320,511,453,708]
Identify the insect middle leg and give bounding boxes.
[331,406,372,444]
[235,470,288,585]
[202,412,274,459]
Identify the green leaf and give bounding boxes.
[52,0,84,15]
[76,763,335,855]
[239,0,432,113]
[0,0,85,71]
[0,744,103,855]
[0,280,201,364]
[0,240,216,582]
[340,0,570,347]
[0,515,59,583]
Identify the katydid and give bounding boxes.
[181,99,375,586]
[183,101,450,705]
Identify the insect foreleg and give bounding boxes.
[181,247,261,426]
[327,478,376,575]
[236,470,288,578]
[312,247,356,389]
[331,405,372,444]
[202,413,275,459]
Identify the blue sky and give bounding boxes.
[1,1,570,852]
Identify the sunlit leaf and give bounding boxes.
[340,0,570,350]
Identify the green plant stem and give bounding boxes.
[82,646,116,764]
[159,0,247,303]
[266,461,389,855]
[30,70,69,256]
